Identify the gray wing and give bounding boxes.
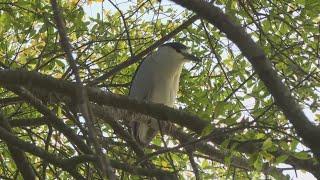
[129,58,154,100]
[128,56,159,146]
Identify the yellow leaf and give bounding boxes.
[69,0,78,4]
[87,0,93,5]
[161,161,168,168]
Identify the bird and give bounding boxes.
[129,42,200,146]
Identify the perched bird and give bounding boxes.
[129,42,200,146]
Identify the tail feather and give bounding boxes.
[130,119,158,146]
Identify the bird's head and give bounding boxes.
[158,42,201,63]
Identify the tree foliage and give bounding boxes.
[0,0,319,179]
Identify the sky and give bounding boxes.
[82,1,317,179]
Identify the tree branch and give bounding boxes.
[6,85,92,154]
[0,70,318,178]
[0,113,36,180]
[50,0,115,178]
[0,123,85,179]
[88,15,199,86]
[66,155,176,178]
[169,0,320,158]
[0,70,209,135]
[0,123,174,179]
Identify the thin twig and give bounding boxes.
[186,149,200,180]
[88,15,199,86]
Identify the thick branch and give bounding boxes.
[169,128,288,178]
[0,70,209,135]
[10,117,47,127]
[6,85,92,154]
[50,1,89,142]
[50,0,115,178]
[0,124,174,179]
[66,155,176,178]
[92,104,164,172]
[0,70,318,177]
[92,105,145,157]
[169,0,320,158]
[50,0,79,78]
[0,124,85,179]
[0,113,36,180]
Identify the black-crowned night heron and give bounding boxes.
[129,42,200,146]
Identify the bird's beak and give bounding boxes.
[181,52,201,62]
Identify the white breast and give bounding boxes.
[129,48,185,107]
[149,65,183,106]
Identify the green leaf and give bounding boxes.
[261,151,274,161]
[296,0,305,5]
[290,139,299,150]
[253,155,263,171]
[224,155,231,166]
[220,139,230,149]
[255,133,265,139]
[293,152,311,160]
[275,155,289,164]
[262,138,273,150]
[201,124,213,136]
[57,106,62,117]
[214,101,227,117]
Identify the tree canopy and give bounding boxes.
[0,0,319,179]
